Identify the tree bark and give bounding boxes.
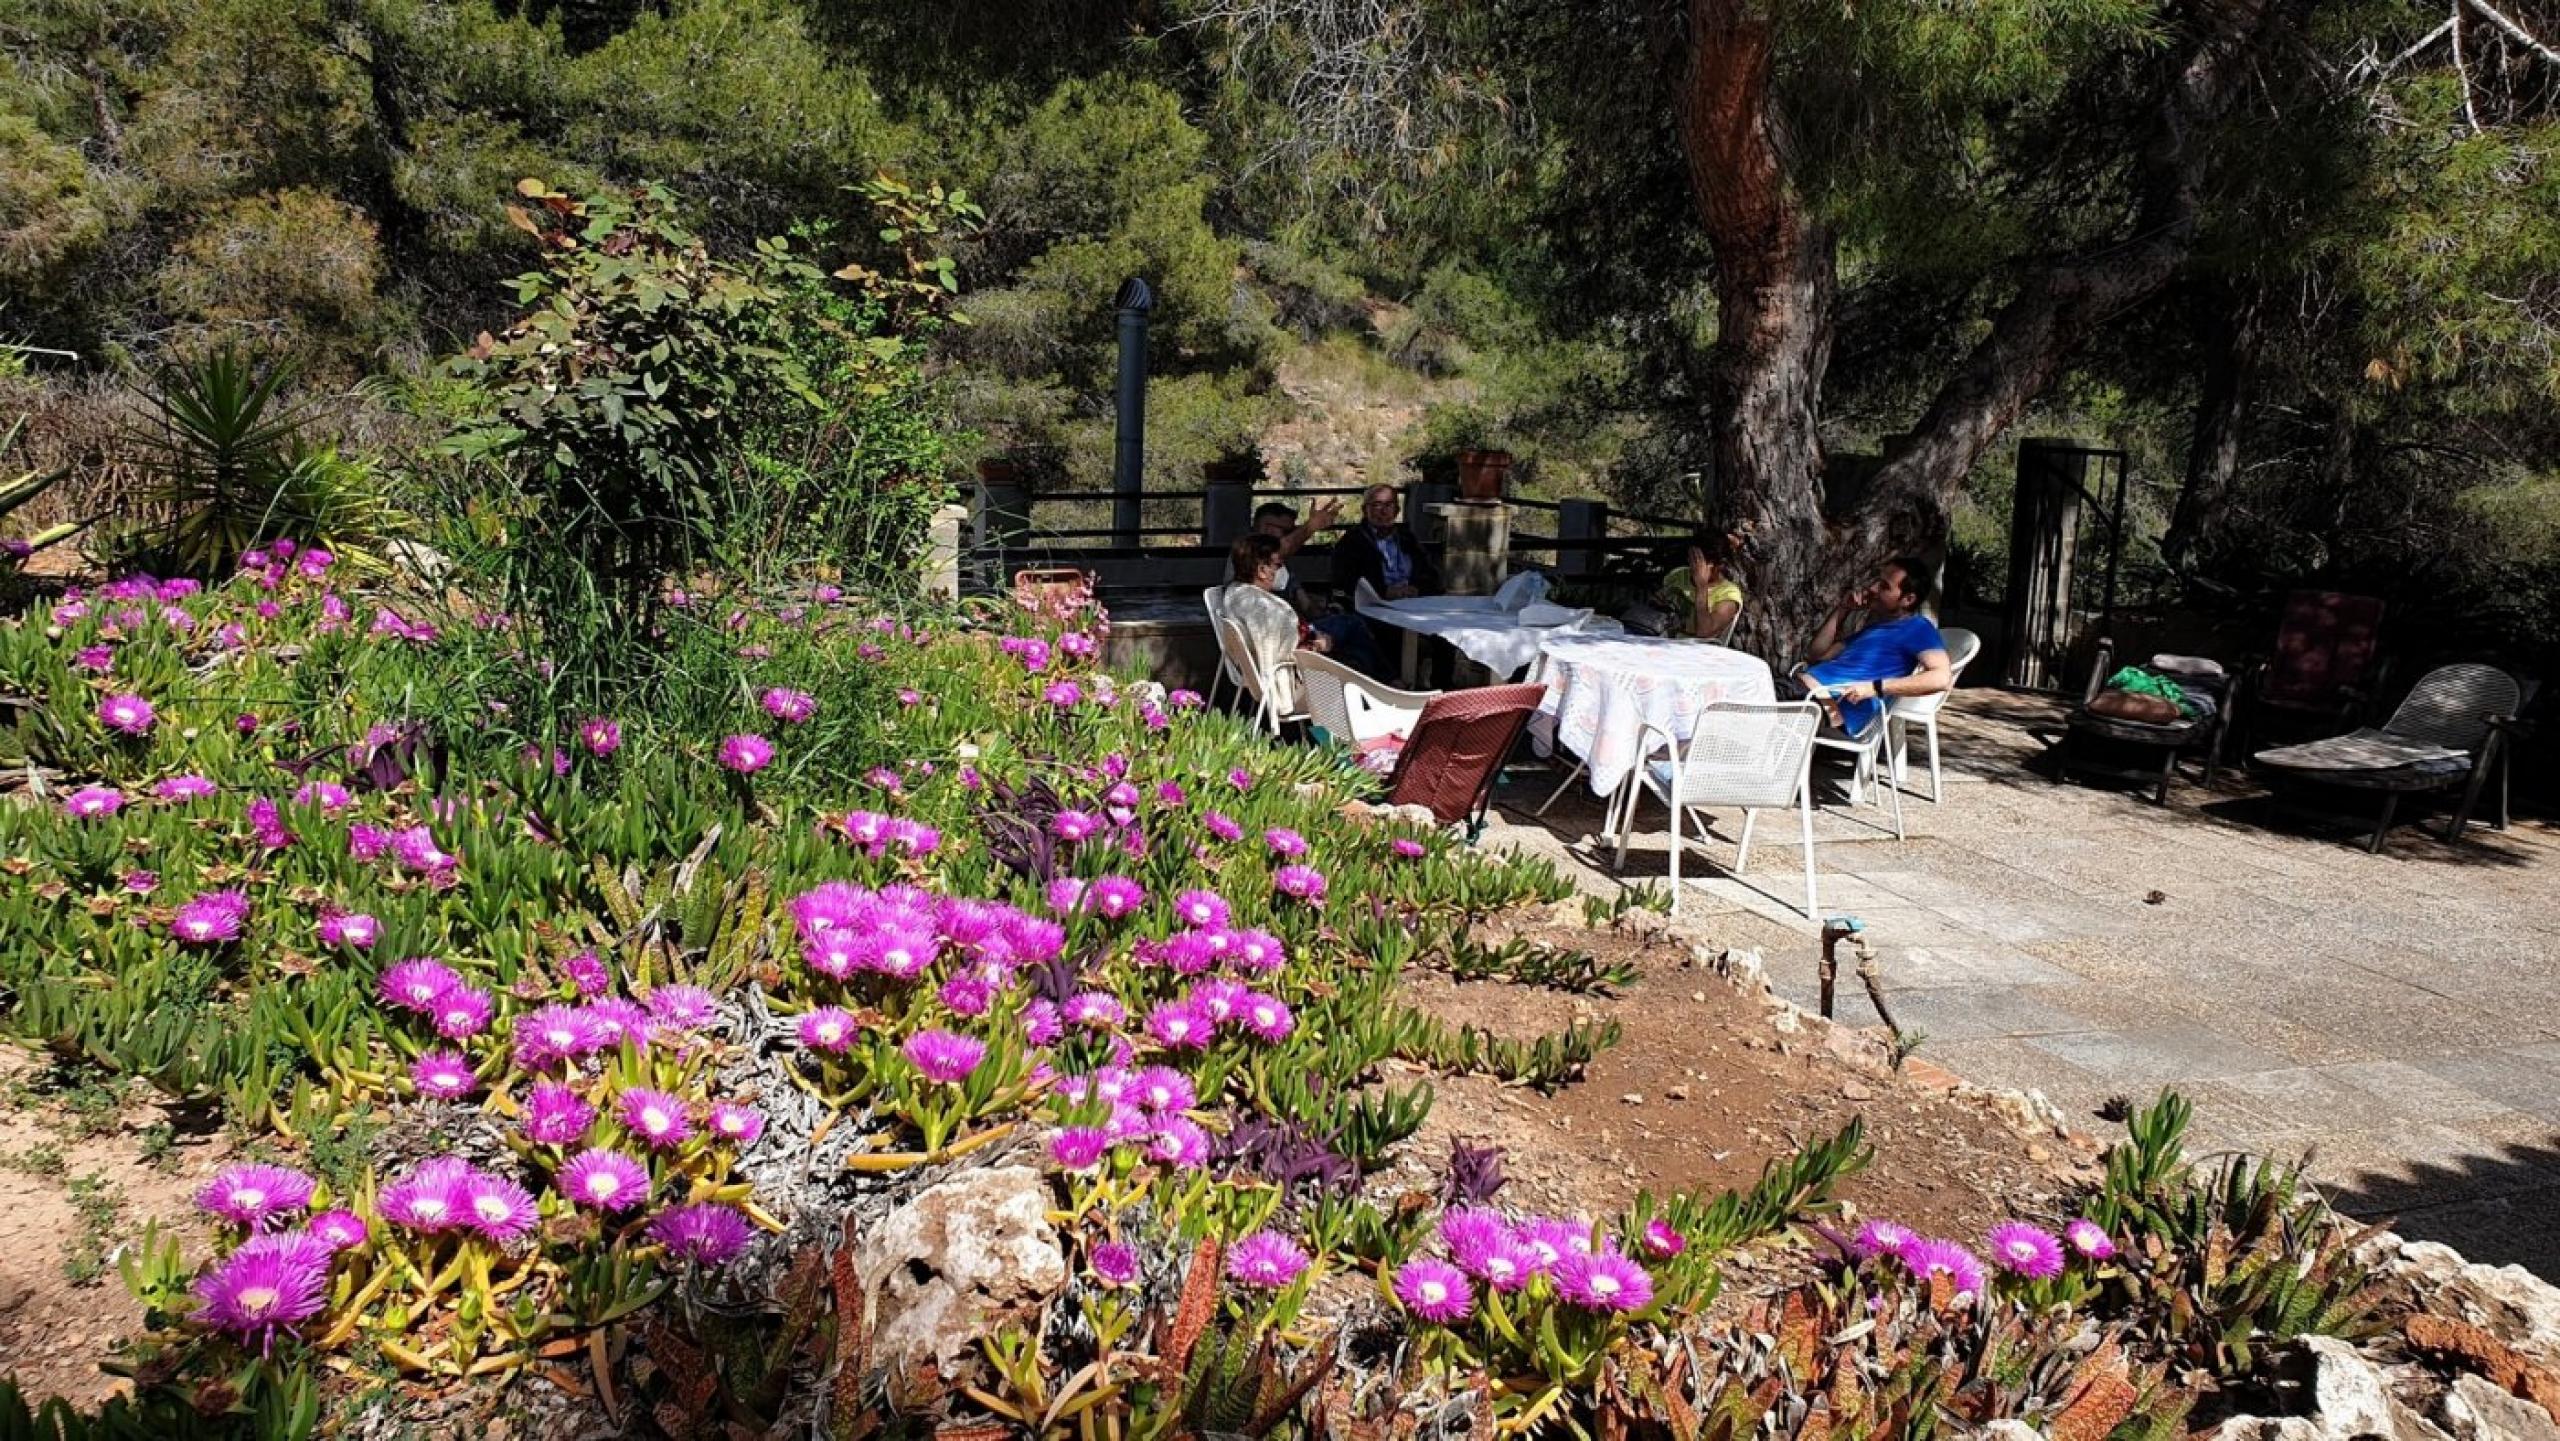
[2162,284,2265,571]
[1675,0,1839,660]
[1675,0,2286,658]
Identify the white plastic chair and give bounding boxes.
[1293,649,1437,747]
[1614,701,1824,917]
[1216,614,1305,736]
[1808,704,1907,841]
[1201,587,1245,711]
[1885,627,1982,803]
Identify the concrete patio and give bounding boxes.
[1492,688,2560,1278]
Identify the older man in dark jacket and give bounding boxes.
[1331,484,1442,599]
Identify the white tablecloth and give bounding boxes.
[1354,593,1621,681]
[1527,634,1777,797]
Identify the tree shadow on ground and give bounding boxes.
[2315,1131,2560,1281]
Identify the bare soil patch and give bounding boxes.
[0,1049,227,1410]
[1381,906,2085,1245]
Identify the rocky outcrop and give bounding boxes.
[852,1165,1066,1406]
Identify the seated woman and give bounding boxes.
[1658,530,1746,642]
[1219,533,1337,719]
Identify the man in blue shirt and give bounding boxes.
[1791,557,1954,738]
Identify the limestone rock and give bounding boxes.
[2441,1376,2560,1441]
[854,1165,1066,1402]
[2384,1240,2560,1372]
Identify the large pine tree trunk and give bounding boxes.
[2162,287,2265,571]
[1677,0,2283,659]
[1676,0,1839,661]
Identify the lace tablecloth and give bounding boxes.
[1355,593,1621,681]
[1527,635,1776,797]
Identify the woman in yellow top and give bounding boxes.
[1660,531,1746,642]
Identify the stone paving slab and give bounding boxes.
[1485,687,2560,1277]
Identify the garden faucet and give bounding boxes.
[1818,914,1902,1040]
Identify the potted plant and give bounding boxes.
[1202,440,1265,485]
[1457,447,1512,500]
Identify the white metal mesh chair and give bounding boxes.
[1292,649,1437,748]
[1809,703,1907,840]
[1201,587,1245,711]
[1885,627,1982,803]
[1215,614,1305,736]
[1614,701,1823,917]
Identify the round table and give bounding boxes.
[1527,634,1777,799]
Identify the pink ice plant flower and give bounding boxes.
[618,1088,693,1149]
[1906,1237,1989,1302]
[97,693,155,735]
[558,1149,652,1213]
[1225,1230,1311,1289]
[192,1231,333,1346]
[1203,812,1243,842]
[379,958,460,1011]
[708,1103,765,1147]
[578,717,622,756]
[1091,1241,1140,1287]
[798,1007,859,1053]
[1642,1219,1687,1259]
[462,1172,540,1243]
[1239,993,1295,1042]
[652,1203,755,1266]
[432,987,495,1040]
[156,774,219,802]
[308,1209,369,1250]
[196,1164,317,1231]
[761,687,818,722]
[1064,992,1125,1029]
[718,733,774,773]
[1394,1258,1476,1324]
[379,1158,473,1234]
[62,786,122,819]
[1986,1222,2066,1280]
[2065,1218,2117,1261]
[1145,999,1213,1051]
[1273,864,1328,903]
[645,985,720,1032]
[1050,1127,1111,1170]
[1173,889,1230,929]
[1088,875,1145,918]
[171,889,250,944]
[1263,827,1309,858]
[904,1029,986,1083]
[411,1050,478,1100]
[1853,1219,1919,1262]
[520,1082,596,1146]
[1554,1248,1654,1313]
[316,911,379,949]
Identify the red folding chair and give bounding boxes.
[1379,684,1548,832]
[2253,590,2385,734]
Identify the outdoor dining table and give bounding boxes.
[1525,633,1778,801]
[1353,587,1623,686]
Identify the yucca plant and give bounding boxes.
[125,349,403,574]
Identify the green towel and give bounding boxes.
[2105,666,2198,717]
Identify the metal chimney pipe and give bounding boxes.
[1112,277,1152,549]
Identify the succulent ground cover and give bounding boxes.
[0,552,2417,1438]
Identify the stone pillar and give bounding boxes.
[1201,475,1256,548]
[1557,499,1609,580]
[974,480,1031,551]
[1408,481,1456,545]
[1434,500,1510,596]
[922,502,968,602]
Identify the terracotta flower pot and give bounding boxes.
[1457,449,1512,500]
